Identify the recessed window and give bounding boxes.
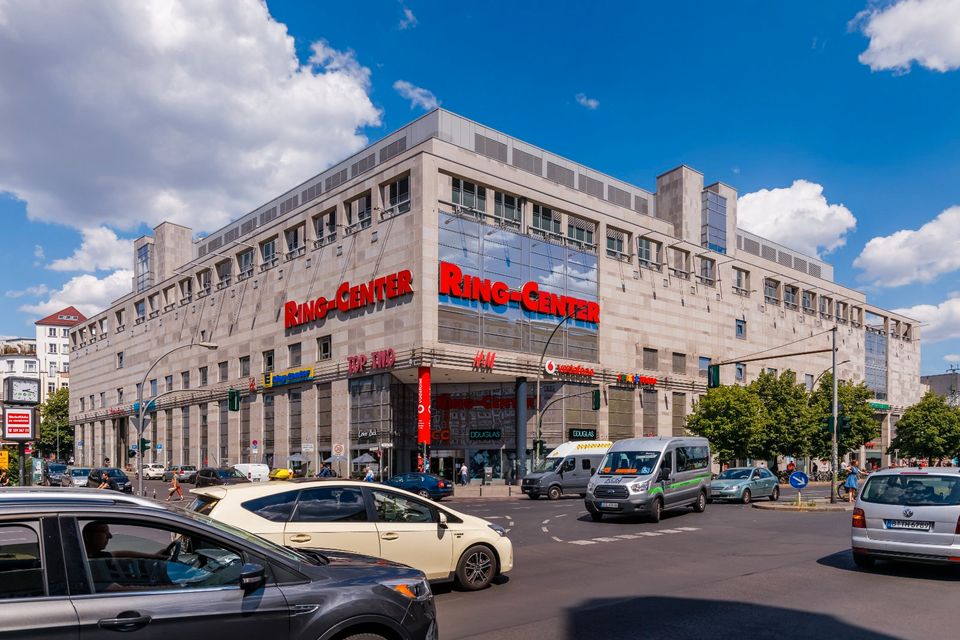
[532,204,561,236]
[181,371,190,390]
[735,363,746,382]
[386,176,410,215]
[288,343,301,368]
[263,350,274,373]
[672,352,686,375]
[317,335,332,361]
[494,191,521,228]
[116,352,124,369]
[347,193,373,229]
[199,366,208,387]
[218,361,229,382]
[736,319,747,340]
[637,238,662,270]
[452,178,486,213]
[698,356,711,378]
[165,375,173,392]
[240,356,250,377]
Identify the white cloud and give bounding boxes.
[575,93,599,110]
[48,227,131,272]
[19,270,132,318]
[0,0,380,234]
[854,0,960,73]
[944,354,960,363]
[5,284,49,299]
[853,206,960,287]
[737,180,857,258]
[894,297,960,342]
[33,245,44,260]
[393,80,440,110]
[399,6,418,29]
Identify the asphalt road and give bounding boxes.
[433,496,958,640]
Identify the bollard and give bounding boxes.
[153,489,157,500]
[508,485,512,497]
[479,484,483,497]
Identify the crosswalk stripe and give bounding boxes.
[568,540,597,545]
[592,537,622,542]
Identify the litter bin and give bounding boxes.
[483,466,493,485]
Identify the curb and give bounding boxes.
[752,501,853,512]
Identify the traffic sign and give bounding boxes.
[252,439,259,453]
[156,443,163,451]
[77,440,84,449]
[302,443,314,452]
[333,442,344,456]
[789,471,809,489]
[130,443,137,451]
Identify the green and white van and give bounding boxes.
[585,437,712,522]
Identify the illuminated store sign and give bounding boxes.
[284,269,413,329]
[473,350,496,371]
[569,428,598,441]
[263,366,315,388]
[439,261,600,324]
[348,348,397,374]
[616,373,657,387]
[469,429,503,441]
[545,359,595,378]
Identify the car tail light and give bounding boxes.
[852,507,866,529]
[955,514,960,535]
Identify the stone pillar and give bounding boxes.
[515,376,527,482]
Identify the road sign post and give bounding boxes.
[789,471,809,505]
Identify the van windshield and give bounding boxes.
[534,458,563,473]
[599,451,660,476]
[861,475,960,506]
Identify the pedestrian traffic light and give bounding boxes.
[591,389,601,410]
[707,365,721,389]
[228,389,240,411]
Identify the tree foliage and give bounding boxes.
[889,392,960,461]
[749,370,817,459]
[686,385,765,464]
[37,388,71,459]
[808,373,879,458]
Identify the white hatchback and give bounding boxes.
[190,480,513,590]
[141,463,166,480]
[852,467,960,567]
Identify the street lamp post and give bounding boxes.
[135,341,218,496]
[534,309,577,470]
[830,327,839,504]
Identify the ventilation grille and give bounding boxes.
[474,134,508,162]
[793,257,808,273]
[608,185,631,208]
[351,153,376,177]
[546,162,575,188]
[302,184,321,204]
[633,195,649,215]
[761,245,776,261]
[278,195,299,216]
[260,207,277,226]
[380,137,407,163]
[808,263,822,278]
[324,168,348,192]
[578,174,604,198]
[207,235,223,252]
[743,238,760,255]
[198,245,209,258]
[512,148,543,176]
[224,228,239,243]
[777,250,793,268]
[240,219,257,235]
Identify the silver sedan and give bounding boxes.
[709,467,780,504]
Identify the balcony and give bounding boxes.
[669,268,690,281]
[606,249,631,262]
[695,275,715,287]
[237,268,254,282]
[284,246,306,261]
[216,278,231,290]
[638,258,662,272]
[259,258,278,272]
[314,232,337,248]
[732,286,750,297]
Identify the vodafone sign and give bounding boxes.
[545,360,595,378]
[3,408,35,441]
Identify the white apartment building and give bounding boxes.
[35,306,84,401]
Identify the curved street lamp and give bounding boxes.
[533,309,577,470]
[135,341,218,496]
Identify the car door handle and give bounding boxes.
[98,612,152,632]
[381,532,399,541]
[289,534,312,543]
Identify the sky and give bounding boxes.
[0,0,959,374]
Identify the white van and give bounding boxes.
[232,463,270,482]
[522,440,612,500]
[585,437,712,523]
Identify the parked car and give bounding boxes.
[384,473,454,501]
[233,463,270,482]
[0,487,438,640]
[163,465,198,483]
[139,462,166,480]
[709,467,781,503]
[851,467,960,568]
[86,468,133,493]
[268,467,294,481]
[190,479,513,590]
[61,467,92,487]
[47,463,68,486]
[196,467,252,488]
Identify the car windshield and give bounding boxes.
[105,469,127,478]
[217,469,246,479]
[180,506,309,564]
[861,475,960,506]
[49,464,67,474]
[182,466,197,471]
[71,468,90,477]
[534,458,563,473]
[718,469,753,480]
[598,451,660,476]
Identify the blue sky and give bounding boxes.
[0,0,959,374]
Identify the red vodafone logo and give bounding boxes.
[544,359,557,375]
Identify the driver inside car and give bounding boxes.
[83,522,182,592]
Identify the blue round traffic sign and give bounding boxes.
[789,471,809,489]
[156,443,163,451]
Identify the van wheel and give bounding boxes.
[692,491,707,513]
[740,489,752,504]
[456,545,497,590]
[547,485,562,500]
[649,497,663,523]
[852,552,875,569]
[769,486,780,501]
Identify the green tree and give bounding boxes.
[37,388,71,460]
[889,392,960,462]
[686,385,766,465]
[748,370,817,459]
[809,373,879,458]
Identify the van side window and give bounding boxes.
[581,459,591,471]
[662,451,673,475]
[562,458,575,472]
[677,446,709,472]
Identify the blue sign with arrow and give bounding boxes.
[789,471,809,489]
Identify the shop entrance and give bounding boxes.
[430,450,463,481]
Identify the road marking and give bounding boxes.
[541,526,549,533]
[657,529,682,533]
[552,536,564,543]
[676,527,700,532]
[638,532,663,537]
[555,513,568,518]
[568,540,597,545]
[615,534,640,539]
[592,537,622,542]
[507,520,515,527]
[542,519,550,525]
[505,529,512,533]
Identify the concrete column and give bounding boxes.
[331,378,350,475]
[515,376,527,481]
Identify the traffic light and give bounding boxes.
[707,365,721,389]
[228,389,240,411]
[533,439,546,459]
[139,438,150,453]
[591,389,601,410]
[839,415,851,434]
[127,449,137,459]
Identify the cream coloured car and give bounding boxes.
[189,480,513,590]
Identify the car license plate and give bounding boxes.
[885,519,933,531]
[599,502,620,509]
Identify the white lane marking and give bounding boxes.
[505,528,512,533]
[569,540,597,545]
[676,527,700,531]
[656,529,682,534]
[542,519,550,525]
[507,520,515,527]
[552,536,564,543]
[592,537,622,542]
[485,516,506,519]
[555,513,568,518]
[638,532,663,537]
[541,526,549,533]
[565,528,703,545]
[615,534,640,539]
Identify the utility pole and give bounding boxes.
[830,326,839,504]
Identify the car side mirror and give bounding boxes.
[438,511,448,528]
[659,467,671,482]
[240,563,266,594]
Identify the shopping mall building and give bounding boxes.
[68,109,923,479]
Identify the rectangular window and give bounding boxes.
[218,361,228,382]
[181,371,190,390]
[237,249,254,278]
[819,296,832,318]
[642,389,658,437]
[698,257,715,286]
[566,217,595,248]
[313,208,337,247]
[240,356,250,377]
[47,327,56,337]
[219,401,229,465]
[136,243,152,292]
[48,382,55,394]
[637,237,662,270]
[606,228,627,259]
[80,398,85,411]
[346,194,372,230]
[677,445,709,472]
[263,393,275,456]
[805,373,815,391]
[199,366,208,387]
[608,387,635,441]
[99,392,105,408]
[199,403,208,466]
[698,356,711,378]
[288,343,301,368]
[215,260,231,288]
[317,335,331,361]
[784,285,798,310]
[642,348,658,371]
[671,392,687,436]
[263,350,274,373]
[260,237,277,267]
[532,204,561,236]
[135,300,145,320]
[452,177,486,213]
[181,407,191,465]
[48,343,57,354]
[179,278,193,303]
[670,248,690,279]
[766,368,778,375]
[165,375,173,392]
[386,176,410,215]
[285,224,304,255]
[494,191,522,228]
[196,269,211,295]
[701,190,728,254]
[733,268,749,295]
[672,352,686,375]
[802,290,815,313]
[764,278,780,305]
[63,327,69,338]
[117,387,124,403]
[116,352,124,369]
[289,390,302,452]
[736,319,747,340]
[735,363,746,382]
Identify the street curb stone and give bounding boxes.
[752,501,853,512]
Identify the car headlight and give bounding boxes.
[488,523,507,537]
[381,576,432,601]
[628,480,650,494]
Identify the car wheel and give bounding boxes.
[770,486,780,501]
[740,489,752,504]
[692,490,707,513]
[417,489,430,499]
[852,552,875,569]
[649,497,663,523]
[590,511,603,521]
[547,485,562,500]
[341,634,389,640]
[528,493,540,500]
[455,545,497,591]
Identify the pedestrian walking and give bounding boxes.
[812,461,819,479]
[845,459,865,503]
[166,472,183,502]
[0,470,9,487]
[459,462,468,486]
[363,466,375,482]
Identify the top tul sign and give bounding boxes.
[284,270,413,329]
[439,262,600,324]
